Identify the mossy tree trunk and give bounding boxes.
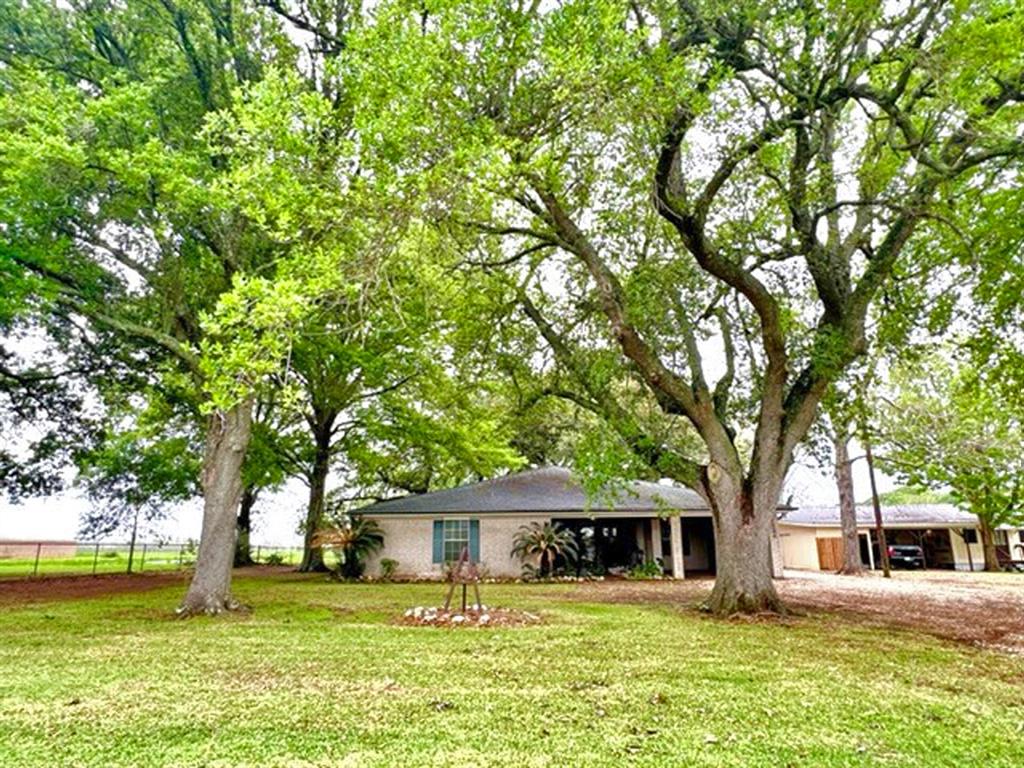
[834,435,863,575]
[299,410,336,573]
[179,400,254,615]
[704,462,784,615]
[234,486,258,567]
[978,518,1000,572]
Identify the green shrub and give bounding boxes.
[379,558,398,581]
[314,513,385,580]
[264,553,285,566]
[511,522,578,578]
[626,560,664,580]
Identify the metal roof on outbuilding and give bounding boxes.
[779,503,979,528]
[357,466,708,516]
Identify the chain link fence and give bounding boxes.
[0,540,302,579]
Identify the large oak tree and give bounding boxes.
[367,0,1024,612]
[0,0,309,613]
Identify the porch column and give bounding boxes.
[669,515,685,579]
[642,519,654,561]
[865,530,875,570]
[650,519,663,564]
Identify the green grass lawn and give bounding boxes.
[0,550,188,578]
[0,573,1021,767]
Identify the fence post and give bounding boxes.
[178,545,184,567]
[32,542,42,577]
[256,545,261,564]
[93,542,100,576]
[139,543,147,572]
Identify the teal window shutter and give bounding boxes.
[469,519,480,561]
[432,520,444,563]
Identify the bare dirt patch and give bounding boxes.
[0,571,186,605]
[777,569,1024,655]
[0,566,289,606]
[564,570,1024,654]
[567,576,713,606]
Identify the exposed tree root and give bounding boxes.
[175,594,249,618]
[704,584,787,617]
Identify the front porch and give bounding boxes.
[552,515,715,578]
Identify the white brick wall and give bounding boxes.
[478,516,545,578]
[363,517,436,578]
[363,514,550,579]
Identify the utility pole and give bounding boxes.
[864,437,891,578]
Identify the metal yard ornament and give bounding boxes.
[443,545,482,614]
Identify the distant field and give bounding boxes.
[0,572,1021,767]
[0,545,303,579]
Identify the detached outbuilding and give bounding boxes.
[777,504,1024,571]
[359,466,718,579]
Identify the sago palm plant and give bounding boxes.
[313,513,385,580]
[511,521,579,578]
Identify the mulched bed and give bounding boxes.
[398,604,541,628]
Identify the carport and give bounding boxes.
[777,502,1022,572]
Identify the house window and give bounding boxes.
[432,519,480,564]
[443,519,470,562]
[994,529,1009,546]
[962,529,978,544]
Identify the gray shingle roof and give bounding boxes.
[358,466,708,515]
[780,503,978,528]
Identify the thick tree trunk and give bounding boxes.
[978,518,1000,572]
[234,486,257,567]
[299,433,331,573]
[833,435,863,575]
[126,511,139,575]
[863,438,891,577]
[179,400,254,616]
[705,469,783,615]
